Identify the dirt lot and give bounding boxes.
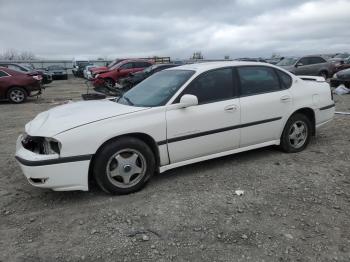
[0,77,349,262]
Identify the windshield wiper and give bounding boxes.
[123,96,134,105]
[117,95,134,105]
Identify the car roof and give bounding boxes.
[0,66,23,75]
[166,61,276,73]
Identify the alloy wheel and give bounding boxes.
[288,120,308,149]
[106,149,147,188]
[10,89,25,103]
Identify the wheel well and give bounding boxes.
[6,86,29,97]
[291,108,316,135]
[318,70,328,77]
[104,77,115,83]
[88,133,160,188]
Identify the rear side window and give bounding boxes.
[182,68,235,104]
[309,57,326,64]
[275,69,292,89]
[238,66,280,96]
[0,70,9,77]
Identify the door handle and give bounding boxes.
[280,96,292,102]
[224,105,238,112]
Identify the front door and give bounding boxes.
[166,68,241,163]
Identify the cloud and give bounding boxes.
[0,0,349,59]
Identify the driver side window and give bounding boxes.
[298,57,310,66]
[179,68,235,104]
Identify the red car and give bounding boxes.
[93,59,154,88]
[90,58,127,77]
[0,67,42,103]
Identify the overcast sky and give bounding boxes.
[0,0,349,60]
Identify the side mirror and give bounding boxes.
[295,62,303,67]
[179,94,198,108]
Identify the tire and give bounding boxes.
[280,113,312,153]
[7,87,27,103]
[104,78,115,89]
[319,71,328,79]
[93,137,155,195]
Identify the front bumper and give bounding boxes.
[15,135,90,191]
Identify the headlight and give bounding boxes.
[333,74,337,79]
[22,134,61,155]
[95,74,100,78]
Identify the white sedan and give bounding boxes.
[15,62,335,194]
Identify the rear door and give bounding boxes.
[237,66,293,147]
[166,68,241,163]
[118,62,135,77]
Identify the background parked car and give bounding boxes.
[47,65,68,80]
[277,55,335,78]
[235,58,267,63]
[332,57,350,73]
[118,63,179,89]
[72,59,90,77]
[0,63,52,84]
[90,59,126,77]
[83,65,98,80]
[93,59,154,88]
[0,66,42,103]
[330,68,350,88]
[329,53,350,65]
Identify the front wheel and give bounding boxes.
[104,78,115,89]
[280,113,312,153]
[93,137,155,195]
[7,87,27,103]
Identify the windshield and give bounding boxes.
[117,69,195,107]
[335,53,349,59]
[110,61,126,70]
[277,58,298,66]
[108,59,124,68]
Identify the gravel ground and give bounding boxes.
[0,77,349,262]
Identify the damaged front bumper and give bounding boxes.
[15,135,91,191]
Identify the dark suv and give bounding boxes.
[277,56,335,78]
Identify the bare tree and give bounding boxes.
[0,49,36,60]
[191,51,204,60]
[18,51,36,60]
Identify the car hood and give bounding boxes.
[25,99,149,137]
[91,66,108,72]
[336,68,350,78]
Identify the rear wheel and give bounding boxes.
[280,113,312,153]
[7,87,27,103]
[93,137,155,195]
